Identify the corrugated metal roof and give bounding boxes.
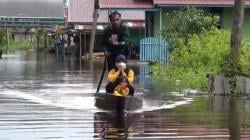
[68,0,145,24]
[119,11,145,21]
[153,0,250,6]
[68,0,108,24]
[99,0,154,9]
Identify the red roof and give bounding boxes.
[153,0,250,6]
[68,0,145,24]
[99,0,154,9]
[99,0,250,9]
[68,0,108,24]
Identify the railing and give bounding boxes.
[139,37,170,87]
[140,37,169,65]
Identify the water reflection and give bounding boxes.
[139,65,152,88]
[229,97,240,140]
[94,112,141,139]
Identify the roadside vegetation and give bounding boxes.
[152,7,250,92]
[0,28,51,53]
[0,28,6,50]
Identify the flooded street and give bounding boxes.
[0,52,250,140]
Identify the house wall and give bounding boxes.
[129,28,145,46]
[223,8,250,37]
[154,11,161,37]
[145,11,155,37]
[89,28,145,53]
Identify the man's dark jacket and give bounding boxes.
[101,24,130,54]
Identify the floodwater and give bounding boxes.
[0,52,250,140]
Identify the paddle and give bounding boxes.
[95,55,107,95]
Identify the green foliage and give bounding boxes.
[153,29,232,91]
[162,7,219,50]
[219,37,250,77]
[239,38,250,74]
[33,28,50,49]
[0,28,51,52]
[153,29,250,91]
[0,28,6,49]
[8,39,33,52]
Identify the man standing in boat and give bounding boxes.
[106,54,134,95]
[101,11,130,71]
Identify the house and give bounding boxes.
[99,0,250,37]
[67,0,146,55]
[99,0,155,38]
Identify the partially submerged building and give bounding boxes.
[98,0,250,64]
[99,0,250,37]
[67,0,146,57]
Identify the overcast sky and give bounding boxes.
[0,0,64,17]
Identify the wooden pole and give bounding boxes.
[37,33,40,52]
[62,34,65,60]
[159,9,162,38]
[88,0,99,59]
[84,32,87,59]
[56,35,59,60]
[79,32,82,60]
[6,28,9,54]
[44,33,47,49]
[31,33,33,43]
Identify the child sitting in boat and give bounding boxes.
[113,76,130,96]
[106,54,134,95]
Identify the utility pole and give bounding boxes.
[88,0,99,59]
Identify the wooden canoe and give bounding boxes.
[95,93,143,112]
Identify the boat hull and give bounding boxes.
[95,93,142,111]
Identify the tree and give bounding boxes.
[162,7,219,50]
[229,0,245,70]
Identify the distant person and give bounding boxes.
[73,34,80,46]
[106,55,134,95]
[101,11,130,71]
[57,35,65,56]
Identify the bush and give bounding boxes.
[240,38,250,74]
[162,7,219,50]
[8,39,33,52]
[152,29,242,91]
[0,28,34,52]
